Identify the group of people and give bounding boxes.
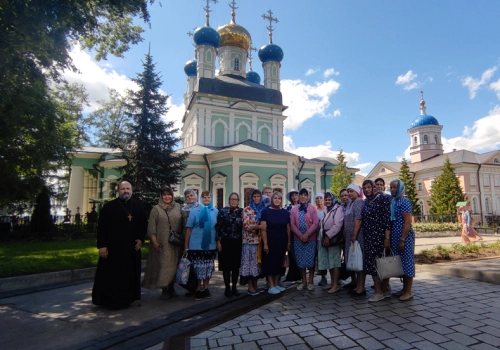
[91,177,416,309]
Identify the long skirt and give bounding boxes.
[461,225,483,243]
[262,232,288,276]
[218,238,242,271]
[318,245,341,270]
[294,240,317,269]
[188,250,216,280]
[240,243,261,279]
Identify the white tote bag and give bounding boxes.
[346,241,363,272]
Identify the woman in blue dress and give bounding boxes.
[389,180,415,301]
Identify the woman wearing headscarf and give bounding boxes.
[241,189,266,295]
[184,190,218,301]
[389,180,415,301]
[142,187,183,299]
[284,189,302,282]
[340,189,349,211]
[261,191,291,294]
[460,205,483,243]
[318,192,344,293]
[315,193,328,287]
[344,184,365,296]
[361,180,392,302]
[291,188,320,290]
[180,189,200,296]
[216,192,243,297]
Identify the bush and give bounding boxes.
[413,222,461,232]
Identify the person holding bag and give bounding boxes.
[318,192,344,294]
[360,180,392,302]
[142,187,183,299]
[389,180,415,301]
[344,184,366,296]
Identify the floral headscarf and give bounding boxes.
[249,189,266,222]
[182,189,199,212]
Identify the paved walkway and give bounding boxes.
[189,270,500,350]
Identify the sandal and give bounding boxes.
[391,290,404,297]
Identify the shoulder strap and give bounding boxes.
[164,208,173,231]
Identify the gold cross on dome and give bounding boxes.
[262,9,279,44]
[203,0,218,26]
[229,0,238,23]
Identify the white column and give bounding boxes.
[205,109,212,146]
[67,166,84,215]
[233,158,240,207]
[252,115,257,141]
[479,170,486,221]
[229,112,235,145]
[272,119,278,148]
[197,109,204,145]
[278,120,284,150]
[83,171,90,214]
[315,166,322,193]
[491,174,497,212]
[287,159,294,193]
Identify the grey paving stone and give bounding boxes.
[412,340,444,350]
[241,331,268,342]
[400,322,427,333]
[234,341,258,350]
[406,316,435,326]
[211,346,232,350]
[456,317,485,328]
[299,311,320,318]
[248,324,271,333]
[482,318,500,328]
[258,337,279,346]
[190,338,207,347]
[355,321,378,331]
[424,323,454,335]
[314,320,337,329]
[217,335,242,347]
[239,319,263,328]
[261,343,286,350]
[436,310,462,320]
[445,331,479,346]
[232,327,249,336]
[382,337,413,350]
[481,325,500,337]
[416,330,449,343]
[261,318,275,325]
[482,312,500,322]
[193,330,217,339]
[366,328,395,341]
[337,324,354,331]
[330,335,358,349]
[208,339,217,348]
[304,334,330,348]
[473,333,500,347]
[470,343,500,350]
[343,327,369,340]
[278,333,305,347]
[266,327,292,338]
[356,337,385,350]
[318,327,343,338]
[336,316,359,325]
[209,330,233,339]
[294,316,318,325]
[191,346,208,350]
[431,316,459,327]
[440,340,475,350]
[286,344,312,350]
[440,305,462,313]
[376,321,404,333]
[393,330,424,343]
[272,320,297,329]
[276,314,297,322]
[290,324,315,333]
[354,313,379,322]
[451,324,481,336]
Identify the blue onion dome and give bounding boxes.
[258,43,284,63]
[410,115,439,128]
[246,71,261,84]
[216,23,251,50]
[193,26,221,48]
[184,59,197,76]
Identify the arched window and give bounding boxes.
[380,167,385,173]
[206,50,212,63]
[485,198,491,213]
[214,123,225,147]
[472,197,478,213]
[413,136,417,145]
[419,201,424,214]
[434,135,438,144]
[234,58,240,71]
[418,183,422,191]
[238,125,248,142]
[423,135,428,144]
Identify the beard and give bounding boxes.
[119,193,131,201]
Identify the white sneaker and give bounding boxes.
[297,284,305,291]
[307,283,315,291]
[368,293,384,302]
[383,291,391,299]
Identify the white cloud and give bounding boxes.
[352,162,374,176]
[305,68,319,76]
[281,79,340,130]
[333,109,341,117]
[324,68,339,78]
[462,66,497,99]
[442,105,500,152]
[489,78,500,99]
[396,146,411,162]
[396,70,417,86]
[283,137,360,165]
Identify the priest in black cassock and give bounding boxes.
[92,181,147,309]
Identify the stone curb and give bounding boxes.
[0,261,147,293]
[416,256,500,285]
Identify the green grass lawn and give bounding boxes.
[0,240,150,278]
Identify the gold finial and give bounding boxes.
[203,0,218,26]
[419,90,427,115]
[248,45,257,70]
[262,9,279,44]
[228,0,238,23]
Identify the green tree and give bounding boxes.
[0,0,155,205]
[30,186,54,234]
[330,150,353,197]
[122,51,188,211]
[399,157,420,215]
[428,157,466,214]
[87,89,131,148]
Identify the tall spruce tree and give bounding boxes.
[428,157,466,213]
[330,150,353,197]
[399,157,420,215]
[122,51,188,211]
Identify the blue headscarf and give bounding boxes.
[261,194,271,208]
[298,188,309,213]
[249,189,265,222]
[199,196,213,250]
[390,180,406,221]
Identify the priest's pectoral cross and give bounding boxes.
[128,214,133,222]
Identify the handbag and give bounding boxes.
[375,248,404,281]
[175,254,191,285]
[282,253,289,268]
[346,241,363,272]
[322,207,344,247]
[165,208,185,247]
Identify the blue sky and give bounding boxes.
[64,0,500,175]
